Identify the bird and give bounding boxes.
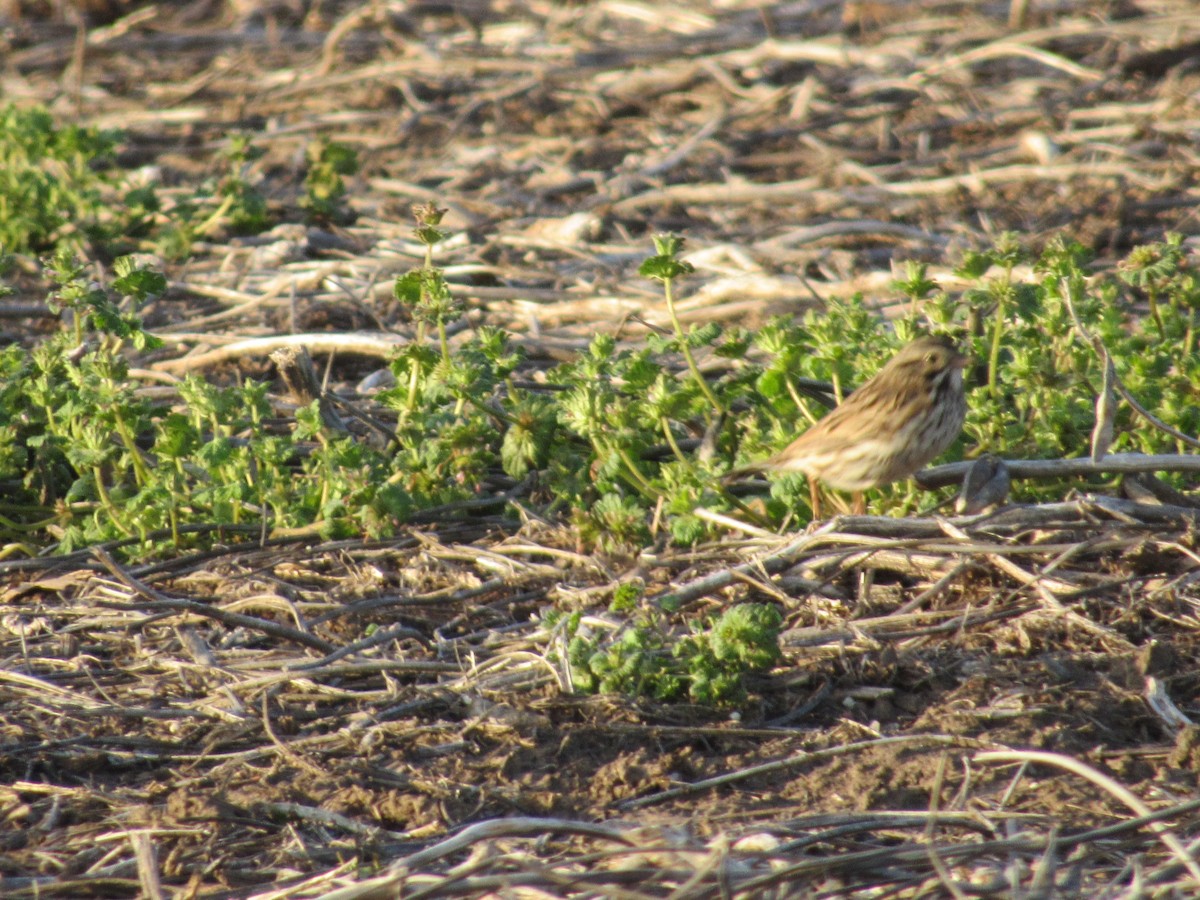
[726,335,969,517]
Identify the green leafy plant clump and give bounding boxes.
[565,602,784,706]
[0,103,367,259]
[0,104,154,255]
[302,139,360,226]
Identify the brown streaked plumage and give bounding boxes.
[728,335,969,516]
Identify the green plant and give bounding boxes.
[639,234,724,417]
[302,139,359,225]
[5,252,165,549]
[0,104,161,255]
[210,135,272,236]
[566,603,782,705]
[389,203,463,421]
[379,203,543,507]
[1118,231,1191,341]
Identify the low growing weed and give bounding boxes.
[0,104,151,256]
[0,103,358,260]
[563,601,783,706]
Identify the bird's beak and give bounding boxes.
[952,352,970,369]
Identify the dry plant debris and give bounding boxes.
[3,0,1200,897]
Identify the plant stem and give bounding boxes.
[436,318,451,366]
[400,320,427,423]
[0,509,60,531]
[1148,289,1164,338]
[659,418,687,464]
[784,378,820,425]
[616,445,659,498]
[663,277,724,416]
[465,395,518,428]
[988,296,1005,400]
[193,192,236,237]
[112,413,150,487]
[91,467,133,536]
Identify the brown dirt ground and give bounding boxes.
[3,1,1200,897]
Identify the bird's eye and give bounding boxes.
[925,352,939,365]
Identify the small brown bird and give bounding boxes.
[727,335,969,516]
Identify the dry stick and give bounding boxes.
[741,814,1190,896]
[744,780,1200,892]
[603,106,727,202]
[261,802,412,842]
[618,734,993,811]
[228,662,460,693]
[777,810,999,845]
[651,520,840,608]
[165,280,291,329]
[925,754,970,900]
[788,603,1036,649]
[1067,795,1200,846]
[0,523,268,576]
[247,861,360,900]
[729,567,795,605]
[694,506,777,539]
[1015,538,1134,649]
[915,38,1103,81]
[855,500,1195,535]
[129,832,165,900]
[675,527,976,607]
[398,854,568,900]
[737,841,1038,896]
[716,36,926,72]
[92,547,336,654]
[155,332,408,373]
[975,749,1200,885]
[760,219,948,249]
[275,793,1200,900]
[308,577,511,624]
[805,546,952,580]
[773,819,991,862]
[893,560,971,615]
[935,518,1080,596]
[260,692,328,780]
[612,176,824,213]
[318,2,382,74]
[917,454,1200,489]
[289,623,433,671]
[392,817,639,873]
[0,669,106,710]
[874,160,1166,196]
[636,839,729,900]
[406,869,660,898]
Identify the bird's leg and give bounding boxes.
[851,491,865,515]
[808,476,822,520]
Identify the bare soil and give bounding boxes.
[3,1,1200,897]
